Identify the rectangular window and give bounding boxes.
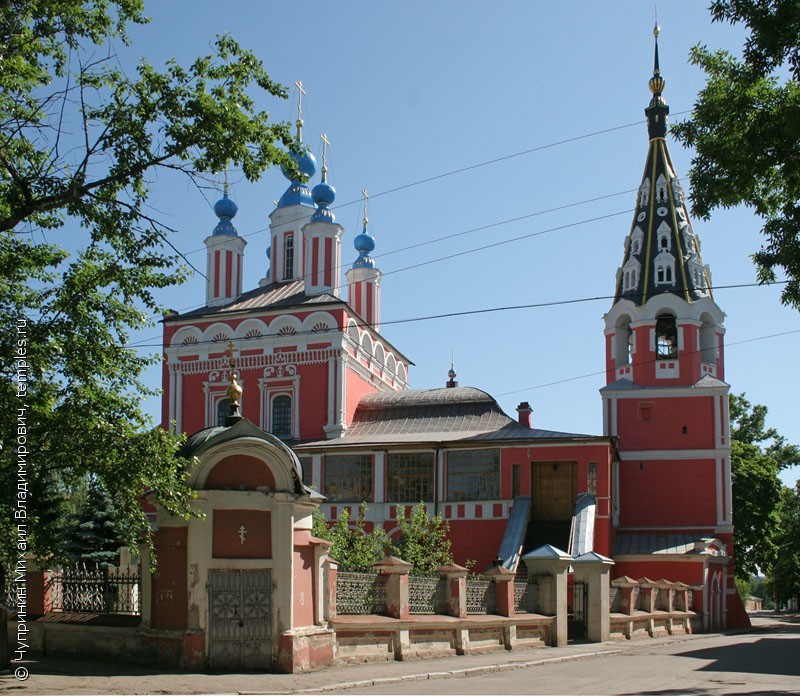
[446,449,500,501]
[284,233,294,279]
[639,403,654,422]
[512,463,521,499]
[387,452,434,502]
[324,454,373,502]
[297,456,312,488]
[587,461,597,496]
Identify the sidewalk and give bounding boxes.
[2,615,783,696]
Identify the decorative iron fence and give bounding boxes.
[514,579,537,613]
[465,576,495,614]
[336,571,386,615]
[408,574,446,615]
[50,564,141,615]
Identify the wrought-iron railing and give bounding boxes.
[514,579,537,613]
[336,571,386,615]
[408,574,446,615]
[465,576,495,614]
[50,564,141,615]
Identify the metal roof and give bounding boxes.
[613,533,720,556]
[174,280,339,319]
[298,386,603,449]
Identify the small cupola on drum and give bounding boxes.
[346,190,382,329]
[205,183,246,307]
[302,134,343,297]
[267,80,317,285]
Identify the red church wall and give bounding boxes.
[616,396,716,450]
[206,454,276,490]
[447,519,506,569]
[150,526,188,629]
[297,361,330,440]
[345,370,379,425]
[618,458,717,527]
[212,509,272,558]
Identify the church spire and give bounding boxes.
[612,25,712,308]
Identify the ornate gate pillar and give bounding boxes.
[521,545,572,647]
[572,551,614,642]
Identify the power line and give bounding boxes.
[495,328,800,397]
[124,280,790,349]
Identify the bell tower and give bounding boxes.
[601,26,741,629]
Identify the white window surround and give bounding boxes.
[259,366,301,440]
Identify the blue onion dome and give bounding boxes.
[311,181,336,223]
[212,193,238,235]
[281,149,317,182]
[277,149,317,209]
[312,181,335,206]
[352,223,376,268]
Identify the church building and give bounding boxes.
[159,29,745,629]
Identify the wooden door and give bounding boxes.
[531,461,577,521]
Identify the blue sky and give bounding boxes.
[118,2,798,485]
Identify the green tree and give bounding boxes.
[392,503,454,574]
[771,483,800,606]
[312,504,389,571]
[671,0,800,308]
[60,480,127,567]
[730,393,800,578]
[0,1,297,577]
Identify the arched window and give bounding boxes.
[284,233,294,280]
[271,395,292,439]
[216,398,231,427]
[655,314,677,359]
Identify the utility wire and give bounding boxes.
[495,328,800,397]
[124,280,790,349]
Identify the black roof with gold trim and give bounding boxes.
[613,25,713,307]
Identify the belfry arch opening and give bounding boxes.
[655,313,677,359]
[699,313,719,365]
[614,315,633,366]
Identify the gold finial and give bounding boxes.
[362,188,369,228]
[223,169,229,197]
[295,80,306,142]
[320,133,330,183]
[649,20,665,97]
[224,342,242,410]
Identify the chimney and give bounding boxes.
[516,402,532,428]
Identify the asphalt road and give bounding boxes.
[325,616,800,695]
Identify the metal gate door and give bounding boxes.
[207,569,273,670]
[568,579,587,641]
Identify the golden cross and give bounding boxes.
[320,133,330,182]
[295,80,306,142]
[362,188,369,227]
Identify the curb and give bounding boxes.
[287,649,623,693]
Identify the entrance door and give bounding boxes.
[526,461,578,551]
[207,569,273,670]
